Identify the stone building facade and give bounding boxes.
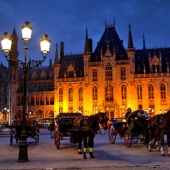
[2,22,170,121]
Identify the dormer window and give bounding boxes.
[32,72,37,79]
[41,72,46,79]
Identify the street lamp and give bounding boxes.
[1,21,51,162]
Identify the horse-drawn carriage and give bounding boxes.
[54,112,108,159]
[54,112,82,149]
[108,109,150,148]
[9,117,39,146]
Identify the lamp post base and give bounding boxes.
[18,133,28,162]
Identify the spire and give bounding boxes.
[9,27,19,60]
[84,28,90,54]
[127,23,134,49]
[143,33,146,50]
[12,26,17,37]
[54,43,59,64]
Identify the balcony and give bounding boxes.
[134,72,170,78]
[57,77,85,82]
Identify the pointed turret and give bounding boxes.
[127,23,134,51]
[126,24,135,81]
[9,27,19,60]
[54,43,59,64]
[84,28,91,54]
[143,33,146,50]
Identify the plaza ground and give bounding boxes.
[0,128,170,170]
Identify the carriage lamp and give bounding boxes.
[0,21,51,163]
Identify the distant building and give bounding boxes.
[2,22,170,121]
[0,62,8,123]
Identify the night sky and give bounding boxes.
[0,0,170,66]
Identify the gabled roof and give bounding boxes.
[59,54,84,78]
[135,48,170,73]
[91,24,127,62]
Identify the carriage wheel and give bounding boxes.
[124,130,132,148]
[55,131,60,149]
[108,125,116,144]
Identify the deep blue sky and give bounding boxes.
[0,0,170,66]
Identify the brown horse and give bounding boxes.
[71,112,108,159]
[148,110,170,156]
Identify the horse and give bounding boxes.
[148,110,170,156]
[71,112,108,159]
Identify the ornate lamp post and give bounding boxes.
[1,21,51,162]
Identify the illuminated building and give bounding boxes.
[5,23,170,120]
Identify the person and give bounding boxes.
[48,119,55,138]
[127,104,144,121]
[136,104,145,119]
[125,108,132,119]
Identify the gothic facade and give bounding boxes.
[2,23,170,122]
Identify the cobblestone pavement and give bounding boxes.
[0,129,170,170]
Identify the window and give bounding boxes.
[68,71,73,78]
[31,96,34,105]
[137,85,142,100]
[160,83,166,105]
[105,84,113,101]
[121,68,126,80]
[93,101,98,114]
[40,96,44,105]
[59,88,63,102]
[59,103,63,113]
[121,85,126,99]
[79,87,83,101]
[46,96,49,105]
[92,86,98,100]
[36,96,39,105]
[105,63,112,80]
[50,96,54,105]
[68,88,73,102]
[92,69,97,81]
[68,103,73,113]
[79,103,83,114]
[148,84,154,100]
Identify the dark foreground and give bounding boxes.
[0,129,170,170]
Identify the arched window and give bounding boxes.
[121,85,126,99]
[137,85,142,100]
[59,88,63,102]
[160,83,166,99]
[105,63,112,80]
[68,88,73,102]
[105,84,113,101]
[31,96,34,105]
[79,87,83,101]
[50,96,54,105]
[92,86,98,101]
[46,95,49,105]
[36,96,39,105]
[148,84,154,100]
